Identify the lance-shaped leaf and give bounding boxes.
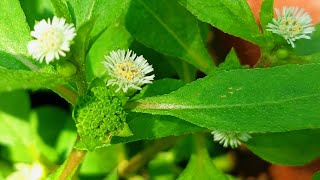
[111,113,204,144]
[177,136,234,180]
[0,0,38,70]
[259,0,274,31]
[128,63,320,133]
[247,129,320,165]
[112,79,203,144]
[0,69,66,92]
[125,0,215,74]
[178,0,264,45]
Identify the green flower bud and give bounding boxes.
[276,48,289,59]
[56,61,77,77]
[73,86,126,151]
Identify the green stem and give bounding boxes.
[181,61,196,83]
[193,133,206,155]
[59,147,87,179]
[76,76,87,96]
[118,137,179,178]
[51,85,79,106]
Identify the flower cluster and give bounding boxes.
[27,16,76,64]
[266,7,315,48]
[211,130,251,148]
[102,49,155,93]
[73,86,127,150]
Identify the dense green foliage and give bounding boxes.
[0,0,319,179]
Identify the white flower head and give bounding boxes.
[27,16,76,64]
[266,7,315,48]
[7,162,46,180]
[102,49,155,93]
[211,130,251,149]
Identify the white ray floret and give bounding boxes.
[102,49,155,93]
[211,130,251,149]
[27,16,76,64]
[266,7,315,48]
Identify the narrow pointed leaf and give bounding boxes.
[248,129,320,165]
[178,0,264,45]
[259,0,274,31]
[111,113,204,144]
[125,0,215,74]
[0,69,66,92]
[177,136,233,180]
[0,0,37,70]
[128,63,320,133]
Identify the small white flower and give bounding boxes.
[102,49,155,93]
[27,16,76,64]
[266,7,315,48]
[7,162,46,180]
[211,130,251,149]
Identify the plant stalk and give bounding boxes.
[59,148,87,179]
[118,136,179,178]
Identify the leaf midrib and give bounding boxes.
[133,93,320,110]
[137,0,210,73]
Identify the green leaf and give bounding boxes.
[55,118,77,157]
[128,63,320,133]
[125,0,215,74]
[0,0,37,70]
[104,168,118,180]
[0,91,31,146]
[218,48,246,70]
[247,129,320,165]
[34,107,68,147]
[66,0,129,39]
[111,113,204,144]
[86,23,133,82]
[112,78,202,143]
[312,171,320,180]
[0,91,34,162]
[177,136,233,180]
[294,24,320,56]
[178,0,263,45]
[130,41,178,80]
[259,0,274,31]
[80,145,125,175]
[66,0,94,26]
[168,59,197,83]
[90,0,130,39]
[131,78,186,101]
[72,19,96,65]
[0,91,30,119]
[0,69,66,92]
[21,0,54,27]
[50,0,71,22]
[148,151,177,179]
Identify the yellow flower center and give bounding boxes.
[279,18,303,37]
[115,61,141,81]
[39,28,64,52]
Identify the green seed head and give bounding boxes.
[73,86,126,150]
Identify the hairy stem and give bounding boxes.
[118,137,179,178]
